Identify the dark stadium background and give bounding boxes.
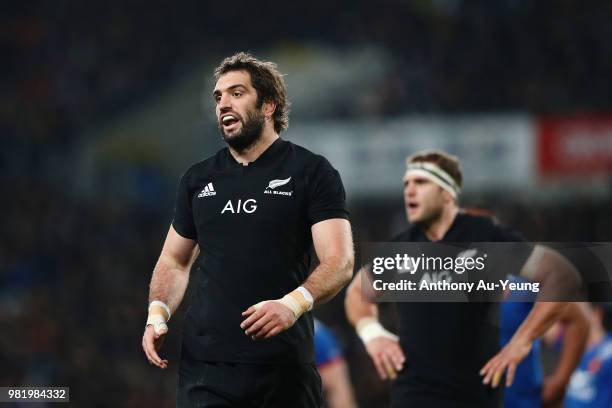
[3,1,612,406]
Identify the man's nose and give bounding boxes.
[405,182,415,196]
[218,93,231,111]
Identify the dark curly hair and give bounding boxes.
[214,52,290,133]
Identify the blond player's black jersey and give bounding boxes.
[390,213,531,408]
[172,138,349,363]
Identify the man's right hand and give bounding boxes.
[356,317,405,380]
[365,336,405,380]
[142,324,168,369]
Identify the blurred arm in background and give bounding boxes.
[541,302,589,407]
[315,319,358,408]
[345,267,404,381]
[320,359,358,408]
[481,245,583,388]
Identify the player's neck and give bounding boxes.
[423,205,459,241]
[229,125,278,165]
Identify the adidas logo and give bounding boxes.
[197,182,217,198]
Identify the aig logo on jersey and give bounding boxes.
[221,199,257,214]
[264,177,293,196]
[197,182,216,198]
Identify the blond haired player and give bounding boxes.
[345,149,581,407]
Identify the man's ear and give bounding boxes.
[262,100,276,119]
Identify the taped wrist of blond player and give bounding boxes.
[356,317,399,344]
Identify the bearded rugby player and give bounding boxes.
[142,52,354,407]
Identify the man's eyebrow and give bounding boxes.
[212,84,247,96]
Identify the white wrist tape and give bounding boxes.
[149,300,171,321]
[146,314,168,336]
[254,287,314,319]
[296,286,314,311]
[356,317,398,344]
[278,294,303,318]
[146,300,170,335]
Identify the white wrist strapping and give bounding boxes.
[255,286,314,319]
[296,286,314,311]
[149,300,171,320]
[356,317,398,344]
[146,300,170,335]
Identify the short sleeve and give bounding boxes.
[171,171,197,240]
[307,157,349,226]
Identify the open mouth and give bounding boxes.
[408,203,419,211]
[221,114,240,130]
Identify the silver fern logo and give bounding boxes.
[266,177,291,190]
[264,177,293,196]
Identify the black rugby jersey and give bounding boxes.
[390,213,532,408]
[172,138,349,364]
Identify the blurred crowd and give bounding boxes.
[0,178,173,406]
[3,0,612,406]
[4,1,612,152]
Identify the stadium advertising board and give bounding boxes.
[538,114,612,176]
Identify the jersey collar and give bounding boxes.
[225,137,286,168]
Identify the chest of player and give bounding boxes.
[190,168,305,228]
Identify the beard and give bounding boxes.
[219,108,265,153]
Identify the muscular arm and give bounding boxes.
[513,302,569,346]
[345,268,404,380]
[241,218,354,339]
[345,268,379,326]
[481,245,583,387]
[509,246,582,343]
[142,225,197,369]
[520,245,582,302]
[542,302,589,406]
[304,218,354,306]
[148,225,198,314]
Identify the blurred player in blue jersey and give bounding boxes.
[314,319,358,408]
[565,302,612,408]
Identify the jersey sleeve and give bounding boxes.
[307,156,349,226]
[171,170,197,240]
